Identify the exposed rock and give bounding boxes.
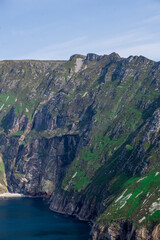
[0,53,159,239]
[86,53,102,61]
[92,222,160,240]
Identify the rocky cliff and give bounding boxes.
[0,53,159,239]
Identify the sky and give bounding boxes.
[0,0,160,61]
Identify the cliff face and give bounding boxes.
[0,54,159,239]
[91,222,160,240]
[0,134,79,195]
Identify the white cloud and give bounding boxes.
[117,42,160,61]
[20,36,87,60]
[17,27,160,61]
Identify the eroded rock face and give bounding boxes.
[152,224,160,240]
[91,222,134,240]
[86,53,102,61]
[0,134,79,196]
[0,54,160,239]
[92,223,160,240]
[49,190,100,221]
[2,107,28,134]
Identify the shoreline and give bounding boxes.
[0,192,25,198]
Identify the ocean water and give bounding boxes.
[0,198,90,240]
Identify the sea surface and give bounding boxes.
[0,198,90,240]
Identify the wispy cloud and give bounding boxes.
[142,15,160,24]
[19,27,160,61]
[20,36,87,60]
[116,42,160,61]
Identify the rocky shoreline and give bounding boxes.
[0,192,25,198]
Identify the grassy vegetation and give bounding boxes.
[9,131,24,136]
[98,171,160,228]
[62,75,159,192]
[126,145,133,150]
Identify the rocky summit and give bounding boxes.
[0,53,159,239]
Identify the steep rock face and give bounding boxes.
[0,134,79,196]
[2,107,28,134]
[91,223,160,240]
[0,53,159,239]
[49,189,102,221]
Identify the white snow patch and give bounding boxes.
[82,65,87,70]
[75,58,83,73]
[155,172,159,176]
[0,104,4,111]
[26,108,29,113]
[15,98,17,102]
[137,177,147,183]
[119,193,132,209]
[115,189,128,203]
[6,96,9,101]
[139,217,146,223]
[135,191,143,198]
[0,193,25,198]
[149,201,160,214]
[143,193,153,206]
[120,202,127,209]
[125,193,132,200]
[72,172,77,179]
[82,92,88,97]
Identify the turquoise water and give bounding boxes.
[0,198,90,240]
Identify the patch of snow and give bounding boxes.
[119,193,132,209]
[6,96,9,101]
[26,108,29,113]
[75,58,83,73]
[120,202,127,209]
[115,189,128,203]
[139,217,146,223]
[15,98,17,102]
[129,56,134,62]
[0,104,4,111]
[72,172,77,178]
[83,65,87,70]
[135,191,143,198]
[0,193,25,198]
[155,172,159,176]
[142,199,148,205]
[142,193,153,206]
[82,92,88,97]
[137,177,147,183]
[149,201,160,214]
[125,193,132,200]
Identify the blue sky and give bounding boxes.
[0,0,160,60]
